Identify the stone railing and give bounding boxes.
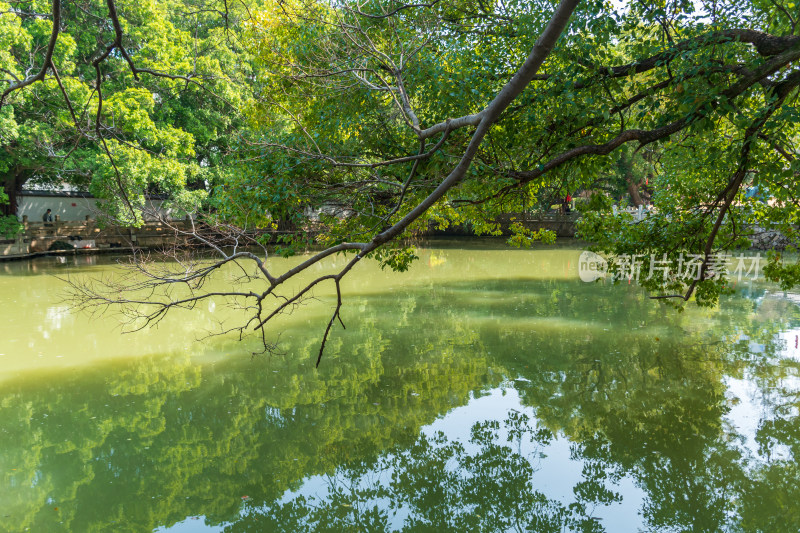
[1,217,312,259]
[1,217,195,257]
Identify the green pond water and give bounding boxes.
[0,240,798,532]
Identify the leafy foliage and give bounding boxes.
[0,191,21,237]
[210,0,800,304]
[0,0,252,220]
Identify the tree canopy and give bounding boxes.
[3,0,800,354]
[0,0,251,220]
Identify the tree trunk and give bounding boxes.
[627,178,644,206]
[1,170,23,217]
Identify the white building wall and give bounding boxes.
[16,195,183,222]
[17,196,99,222]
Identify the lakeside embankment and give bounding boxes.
[1,213,583,261]
[1,217,192,260]
[0,218,305,261]
[3,212,791,261]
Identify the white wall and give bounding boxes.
[17,196,99,222]
[16,196,185,222]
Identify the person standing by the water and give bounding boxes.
[562,195,572,214]
[42,209,53,222]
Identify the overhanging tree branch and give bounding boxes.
[56,0,800,362]
[67,0,582,362]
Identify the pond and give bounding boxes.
[0,240,797,532]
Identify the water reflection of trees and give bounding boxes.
[483,282,800,532]
[232,413,610,533]
[2,279,800,531]
[0,292,497,532]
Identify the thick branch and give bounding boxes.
[415,28,800,141]
[370,0,580,245]
[494,57,800,198]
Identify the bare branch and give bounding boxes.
[350,0,442,20]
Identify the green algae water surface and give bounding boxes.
[0,240,797,532]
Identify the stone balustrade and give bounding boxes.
[1,217,195,258]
